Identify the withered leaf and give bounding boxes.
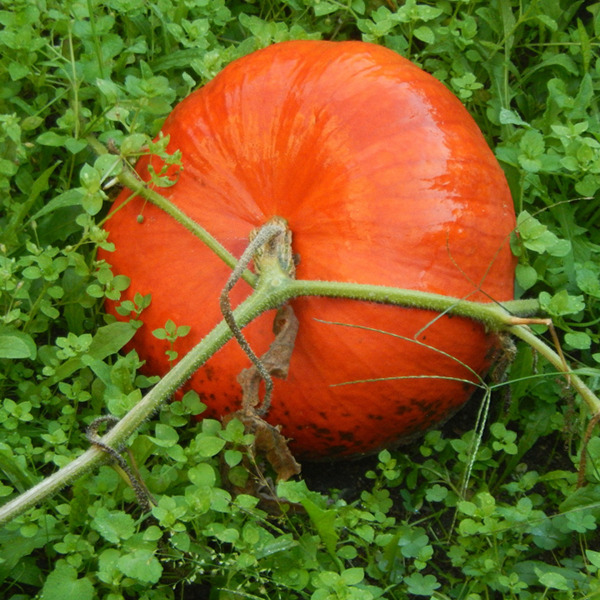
[224,304,301,487]
[227,409,301,482]
[237,304,299,411]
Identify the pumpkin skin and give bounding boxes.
[99,40,516,460]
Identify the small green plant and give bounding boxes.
[152,319,192,364]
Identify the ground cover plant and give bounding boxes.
[0,0,599,598]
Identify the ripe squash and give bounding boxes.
[99,40,516,460]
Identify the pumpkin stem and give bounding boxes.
[220,218,294,415]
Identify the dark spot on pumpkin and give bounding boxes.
[306,423,334,440]
[367,414,384,421]
[339,431,355,441]
[395,404,410,415]
[402,413,422,427]
[412,398,437,419]
[204,366,215,381]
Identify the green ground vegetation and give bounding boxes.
[1,0,599,598]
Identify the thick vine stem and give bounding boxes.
[0,218,288,525]
[113,167,258,287]
[0,290,272,526]
[282,280,540,331]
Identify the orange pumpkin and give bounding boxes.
[99,40,516,460]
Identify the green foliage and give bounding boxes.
[1,0,599,598]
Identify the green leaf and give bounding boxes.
[576,173,599,196]
[117,549,163,583]
[517,211,571,256]
[273,566,310,591]
[586,549,600,569]
[413,26,434,44]
[537,569,570,591]
[564,332,591,350]
[341,567,364,586]
[88,321,138,360]
[539,290,585,317]
[152,328,168,340]
[312,1,338,17]
[91,507,136,544]
[149,423,179,448]
[97,548,122,586]
[425,484,448,503]
[41,562,94,600]
[516,264,538,290]
[81,191,104,216]
[188,463,217,487]
[499,108,529,127]
[8,61,29,80]
[96,77,121,102]
[224,448,243,467]
[120,133,150,155]
[195,434,226,457]
[48,321,137,384]
[65,138,87,154]
[4,163,60,245]
[559,484,600,516]
[398,529,430,558]
[37,132,68,146]
[564,509,596,533]
[0,327,37,359]
[301,497,339,558]
[404,572,441,596]
[576,263,600,298]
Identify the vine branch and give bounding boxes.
[112,166,258,287]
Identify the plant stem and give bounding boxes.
[509,324,600,414]
[0,228,299,525]
[0,290,271,526]
[283,280,540,330]
[115,168,258,287]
